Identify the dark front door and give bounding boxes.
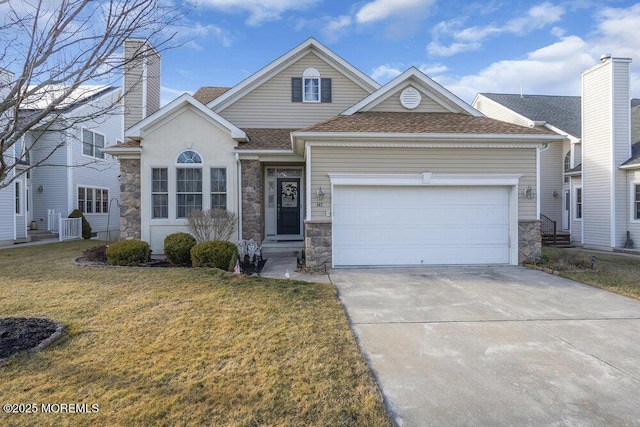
[277,178,301,235]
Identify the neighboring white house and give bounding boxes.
[474,55,640,252]
[0,39,159,246]
[107,38,564,267]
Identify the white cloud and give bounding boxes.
[370,65,403,83]
[429,2,565,57]
[198,0,320,25]
[355,0,436,24]
[419,63,449,75]
[322,15,352,43]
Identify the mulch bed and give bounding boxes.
[0,318,66,362]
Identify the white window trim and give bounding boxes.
[574,186,583,221]
[81,128,107,160]
[77,185,110,215]
[631,182,640,223]
[302,68,320,103]
[15,181,22,216]
[210,166,228,210]
[175,150,204,219]
[150,166,170,220]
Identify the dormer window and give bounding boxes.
[292,69,331,103]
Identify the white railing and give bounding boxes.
[59,218,82,241]
[47,209,60,233]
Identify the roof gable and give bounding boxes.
[207,38,380,112]
[342,67,482,117]
[126,93,246,141]
[478,93,582,138]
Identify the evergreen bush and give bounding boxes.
[190,240,238,271]
[106,240,151,266]
[164,232,196,265]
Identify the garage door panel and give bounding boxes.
[333,186,511,266]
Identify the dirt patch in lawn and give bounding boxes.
[0,318,66,363]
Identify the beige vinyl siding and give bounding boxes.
[582,63,612,247]
[146,51,161,117]
[310,146,537,221]
[573,142,582,166]
[218,52,371,128]
[369,86,450,113]
[473,96,533,128]
[123,41,144,131]
[540,141,563,224]
[612,61,631,247]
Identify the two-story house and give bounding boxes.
[107,38,564,268]
[474,55,640,251]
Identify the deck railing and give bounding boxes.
[540,214,557,245]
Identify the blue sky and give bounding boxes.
[160,0,640,105]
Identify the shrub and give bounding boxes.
[83,245,107,262]
[68,209,92,239]
[106,240,151,266]
[187,209,238,242]
[191,240,238,271]
[164,232,196,265]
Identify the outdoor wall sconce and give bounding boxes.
[523,186,535,199]
[316,186,325,201]
[552,191,559,199]
[37,185,44,193]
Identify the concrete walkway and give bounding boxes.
[330,266,640,426]
[259,256,331,284]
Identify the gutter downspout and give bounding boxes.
[235,152,242,242]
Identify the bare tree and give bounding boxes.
[0,0,192,187]
[188,209,238,242]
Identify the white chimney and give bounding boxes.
[581,56,632,249]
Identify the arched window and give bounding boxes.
[563,151,571,183]
[303,68,320,103]
[177,150,202,164]
[175,150,202,218]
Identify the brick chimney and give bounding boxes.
[581,55,632,249]
[122,39,161,131]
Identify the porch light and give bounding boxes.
[523,186,535,200]
[316,186,325,201]
[38,185,44,193]
[552,191,559,199]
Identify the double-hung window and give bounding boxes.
[151,168,169,219]
[575,187,582,219]
[15,182,21,214]
[176,150,202,218]
[78,187,109,213]
[635,184,640,220]
[211,168,227,210]
[82,129,105,159]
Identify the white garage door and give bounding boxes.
[333,186,511,266]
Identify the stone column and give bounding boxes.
[240,160,264,243]
[304,221,332,270]
[519,220,541,262]
[119,159,141,240]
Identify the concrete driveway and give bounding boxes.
[330,266,640,426]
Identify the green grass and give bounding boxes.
[0,241,390,426]
[540,246,640,300]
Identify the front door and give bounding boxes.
[277,178,301,235]
[563,190,570,230]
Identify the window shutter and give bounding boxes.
[321,78,332,103]
[291,77,302,102]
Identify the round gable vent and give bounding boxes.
[400,87,422,110]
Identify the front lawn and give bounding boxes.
[539,246,640,300]
[0,241,390,426]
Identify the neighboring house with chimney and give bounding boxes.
[474,55,640,251]
[0,39,158,246]
[107,38,564,267]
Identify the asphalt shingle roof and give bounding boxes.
[301,112,557,135]
[238,128,297,150]
[481,93,582,138]
[192,87,231,104]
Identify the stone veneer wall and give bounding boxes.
[519,220,541,262]
[119,158,141,240]
[304,221,331,270]
[241,160,264,242]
